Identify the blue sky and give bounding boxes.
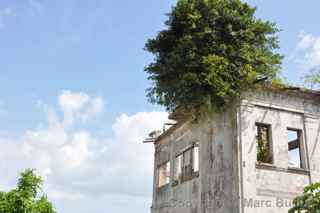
[0,0,320,213]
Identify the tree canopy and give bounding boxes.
[145,0,283,113]
[304,66,320,89]
[289,182,320,213]
[0,169,57,213]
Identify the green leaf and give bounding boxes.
[145,0,282,114]
[0,169,58,213]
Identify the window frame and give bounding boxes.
[193,143,199,173]
[255,123,274,165]
[157,161,171,188]
[173,142,199,186]
[287,128,305,169]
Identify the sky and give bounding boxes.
[0,0,320,213]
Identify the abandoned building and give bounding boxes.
[146,85,320,213]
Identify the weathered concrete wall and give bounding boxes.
[151,89,320,213]
[152,120,201,213]
[152,108,240,213]
[200,109,240,213]
[239,90,320,212]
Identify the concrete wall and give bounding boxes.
[199,109,240,213]
[239,89,320,213]
[152,120,201,213]
[151,89,320,213]
[152,108,240,213]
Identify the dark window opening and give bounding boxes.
[173,143,199,185]
[256,123,273,164]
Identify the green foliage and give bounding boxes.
[257,136,268,163]
[0,169,57,213]
[289,182,320,213]
[304,66,320,89]
[145,0,283,113]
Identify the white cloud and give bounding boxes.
[0,91,168,213]
[59,91,90,113]
[58,90,104,126]
[80,96,104,121]
[60,132,94,169]
[48,188,85,201]
[294,32,320,72]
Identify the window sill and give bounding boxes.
[256,162,276,169]
[287,167,310,175]
[256,163,310,175]
[172,172,199,187]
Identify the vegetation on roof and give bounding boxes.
[304,66,320,90]
[144,0,283,114]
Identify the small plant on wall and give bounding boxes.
[257,136,269,163]
[289,182,320,213]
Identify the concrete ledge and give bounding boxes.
[171,172,199,187]
[255,163,310,175]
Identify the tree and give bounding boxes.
[0,169,57,213]
[145,0,283,114]
[289,182,320,213]
[304,66,320,90]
